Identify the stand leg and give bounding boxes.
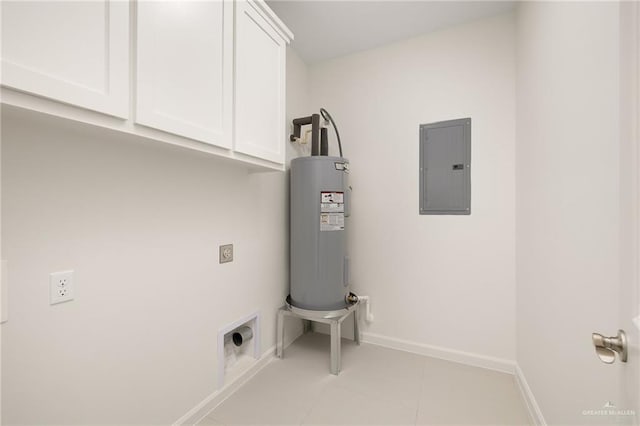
[330,320,341,375]
[354,307,360,345]
[276,309,285,358]
[303,319,312,334]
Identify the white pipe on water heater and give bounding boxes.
[357,296,374,322]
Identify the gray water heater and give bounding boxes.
[290,155,351,311]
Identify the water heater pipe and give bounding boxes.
[320,127,329,156]
[319,108,343,158]
[345,293,374,322]
[358,296,374,322]
[290,114,321,156]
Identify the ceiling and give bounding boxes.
[266,1,516,64]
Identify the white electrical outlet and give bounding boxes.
[50,270,74,305]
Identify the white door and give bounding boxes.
[516,2,639,424]
[588,1,640,422]
[234,0,286,164]
[0,1,129,118]
[136,0,233,148]
[617,1,640,421]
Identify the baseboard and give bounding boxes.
[173,346,275,426]
[176,330,543,425]
[361,332,547,423]
[361,332,516,374]
[515,364,547,426]
[173,327,305,426]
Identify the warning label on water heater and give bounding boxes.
[320,192,344,231]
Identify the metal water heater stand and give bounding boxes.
[276,296,360,375]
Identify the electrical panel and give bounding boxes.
[419,118,471,215]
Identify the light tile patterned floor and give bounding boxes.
[199,332,530,426]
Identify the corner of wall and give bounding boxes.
[515,365,547,426]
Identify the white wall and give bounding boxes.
[286,48,312,162]
[515,2,630,424]
[2,45,307,425]
[308,13,517,362]
[0,108,283,425]
[0,49,309,425]
[0,96,3,426]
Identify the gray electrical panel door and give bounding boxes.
[420,118,471,215]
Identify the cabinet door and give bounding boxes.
[136,1,232,149]
[1,1,129,118]
[234,1,286,164]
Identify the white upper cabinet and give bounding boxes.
[0,0,292,170]
[1,1,129,118]
[234,1,291,164]
[136,1,233,148]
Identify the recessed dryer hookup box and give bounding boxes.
[217,312,260,389]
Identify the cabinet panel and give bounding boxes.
[234,1,286,164]
[136,1,232,148]
[1,1,129,118]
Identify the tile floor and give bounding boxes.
[199,332,530,426]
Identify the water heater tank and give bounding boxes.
[290,156,350,311]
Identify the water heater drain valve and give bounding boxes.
[345,293,374,322]
[346,292,359,305]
